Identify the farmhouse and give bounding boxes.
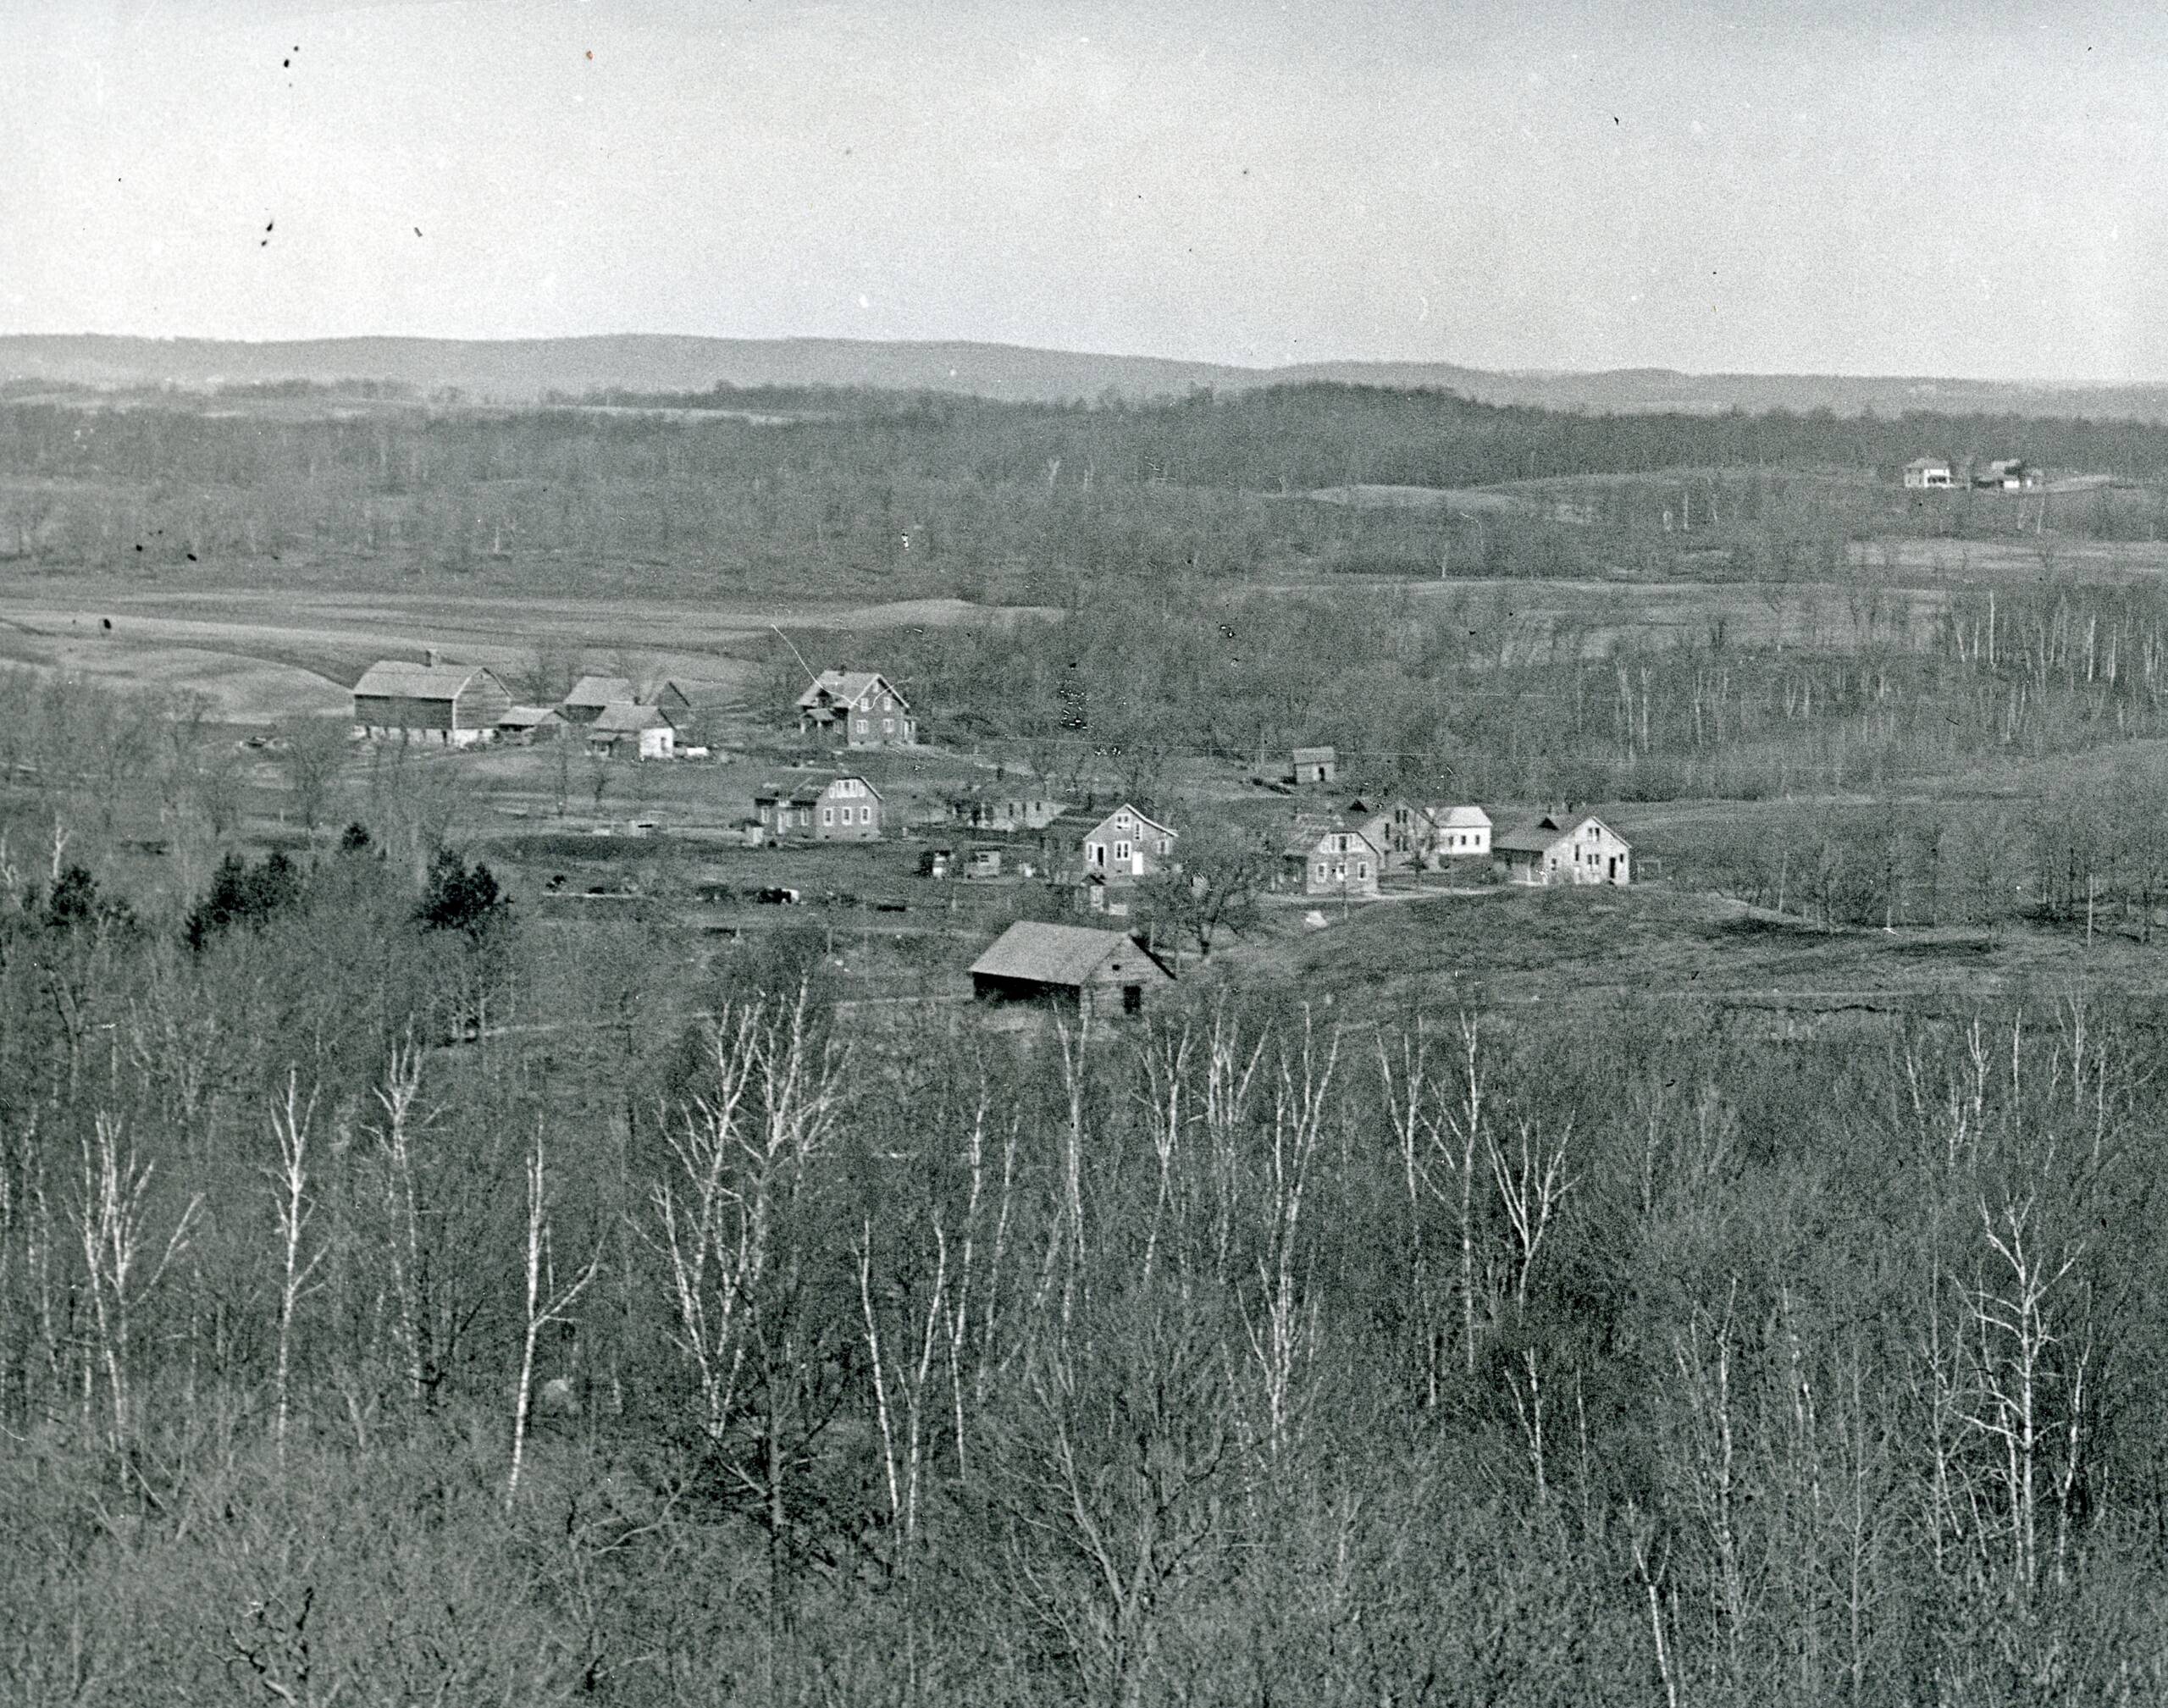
[587,702,677,760]
[1422,804,1492,865]
[1903,457,1954,490]
[351,661,513,748]
[1347,799,1429,871]
[496,705,567,743]
[1280,815,1381,897]
[1291,745,1338,786]
[753,774,884,842]
[1495,812,1631,887]
[797,670,916,748]
[1974,459,2043,492]
[561,676,636,725]
[1040,803,1178,887]
[969,921,1175,1021]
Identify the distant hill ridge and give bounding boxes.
[7,332,2168,422]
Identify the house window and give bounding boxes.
[1115,840,1131,861]
[855,718,868,732]
[1314,862,1326,879]
[1158,838,1169,854]
[883,719,894,734]
[822,807,834,825]
[1092,844,1106,866]
[1358,862,1369,879]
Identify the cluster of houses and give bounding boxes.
[1280,798,1629,895]
[350,652,719,759]
[1902,456,2044,492]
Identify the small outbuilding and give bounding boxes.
[497,705,567,743]
[1291,745,1339,786]
[969,921,1175,1021]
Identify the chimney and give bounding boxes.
[423,647,440,667]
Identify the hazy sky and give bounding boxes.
[6,0,2165,379]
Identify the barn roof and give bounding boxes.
[590,702,673,732]
[353,661,499,701]
[1291,745,1337,764]
[970,921,1160,988]
[499,705,563,728]
[564,675,636,709]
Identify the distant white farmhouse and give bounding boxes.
[1904,457,1954,490]
[1422,804,1493,865]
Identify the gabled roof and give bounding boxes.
[970,921,1164,988]
[1084,803,1175,842]
[651,677,730,707]
[353,661,501,701]
[1426,804,1492,829]
[1291,745,1337,764]
[590,702,673,733]
[753,773,882,803]
[1905,456,1950,470]
[1494,811,1624,855]
[499,705,564,728]
[796,669,908,712]
[1282,814,1379,858]
[564,675,636,709]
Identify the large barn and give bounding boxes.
[351,661,513,747]
[970,921,1174,1020]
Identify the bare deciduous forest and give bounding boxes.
[5,380,2168,1704]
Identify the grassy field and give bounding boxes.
[1236,881,2167,1033]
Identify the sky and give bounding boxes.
[4,0,2165,380]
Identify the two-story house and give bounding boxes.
[752,774,885,843]
[1039,803,1179,887]
[1280,815,1381,897]
[797,671,917,748]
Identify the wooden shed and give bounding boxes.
[352,661,513,748]
[969,921,1175,1020]
[1291,746,1338,786]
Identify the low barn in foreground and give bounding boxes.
[352,661,513,747]
[1496,812,1631,887]
[970,921,1175,1020]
